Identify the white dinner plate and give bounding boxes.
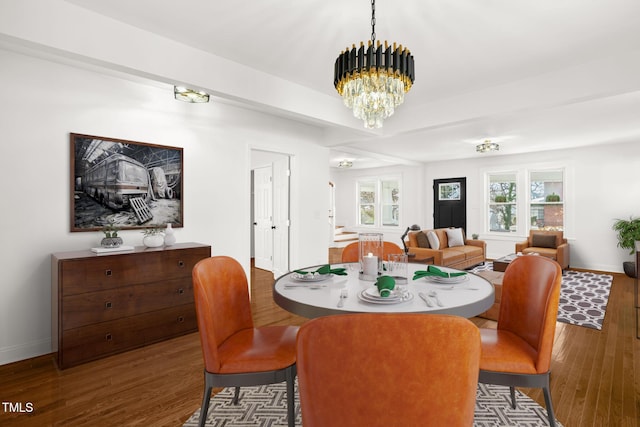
[363,286,402,300]
[290,273,333,282]
[424,275,469,284]
[358,289,414,305]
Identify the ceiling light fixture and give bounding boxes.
[476,140,500,153]
[174,86,210,103]
[338,160,353,168]
[334,0,415,129]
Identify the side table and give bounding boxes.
[493,253,517,272]
[474,270,504,321]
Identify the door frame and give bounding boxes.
[433,177,467,231]
[250,150,291,278]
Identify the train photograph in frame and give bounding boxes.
[70,133,183,232]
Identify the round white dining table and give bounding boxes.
[273,262,494,319]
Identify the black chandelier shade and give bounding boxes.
[334,41,415,95]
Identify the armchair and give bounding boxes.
[515,230,570,270]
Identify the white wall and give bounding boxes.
[0,49,329,365]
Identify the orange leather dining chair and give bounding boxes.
[296,313,481,427]
[192,256,298,427]
[340,241,404,263]
[478,255,562,427]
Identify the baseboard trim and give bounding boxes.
[0,338,52,367]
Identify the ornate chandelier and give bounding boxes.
[334,0,415,129]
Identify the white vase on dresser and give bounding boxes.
[164,223,176,246]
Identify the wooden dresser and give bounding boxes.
[51,242,211,369]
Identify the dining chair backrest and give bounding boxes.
[192,256,254,373]
[296,313,481,427]
[498,255,562,373]
[341,241,404,263]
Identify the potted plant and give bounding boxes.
[545,192,561,202]
[612,216,640,277]
[471,233,479,240]
[142,225,165,248]
[101,221,123,248]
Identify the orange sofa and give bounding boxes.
[515,230,570,270]
[406,228,486,270]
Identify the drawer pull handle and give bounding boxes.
[105,301,112,309]
[178,260,185,268]
[177,316,185,323]
[105,333,112,341]
[178,288,184,295]
[105,269,112,276]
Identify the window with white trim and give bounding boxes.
[529,169,564,231]
[488,172,517,233]
[357,177,400,227]
[485,167,566,235]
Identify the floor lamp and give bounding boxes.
[401,224,421,255]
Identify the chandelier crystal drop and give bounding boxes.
[334,0,415,129]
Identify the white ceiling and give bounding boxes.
[60,0,640,168]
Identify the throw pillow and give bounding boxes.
[426,230,440,250]
[532,233,557,249]
[415,231,430,248]
[446,228,465,247]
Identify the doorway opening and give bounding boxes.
[250,150,291,283]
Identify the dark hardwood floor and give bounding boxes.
[1,260,638,426]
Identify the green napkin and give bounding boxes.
[294,264,347,276]
[375,275,396,297]
[412,265,467,280]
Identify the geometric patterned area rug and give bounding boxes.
[557,270,613,330]
[470,262,613,330]
[183,381,563,426]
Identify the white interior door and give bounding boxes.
[272,157,290,277]
[253,166,273,271]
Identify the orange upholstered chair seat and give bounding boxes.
[479,329,538,374]
[216,328,297,373]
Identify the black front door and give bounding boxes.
[433,177,467,231]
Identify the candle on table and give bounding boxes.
[362,252,378,277]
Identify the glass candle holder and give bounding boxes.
[358,232,383,281]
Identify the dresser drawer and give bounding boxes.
[157,247,211,281]
[60,314,149,368]
[59,255,146,295]
[142,304,198,344]
[61,278,194,330]
[60,304,197,369]
[59,246,209,296]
